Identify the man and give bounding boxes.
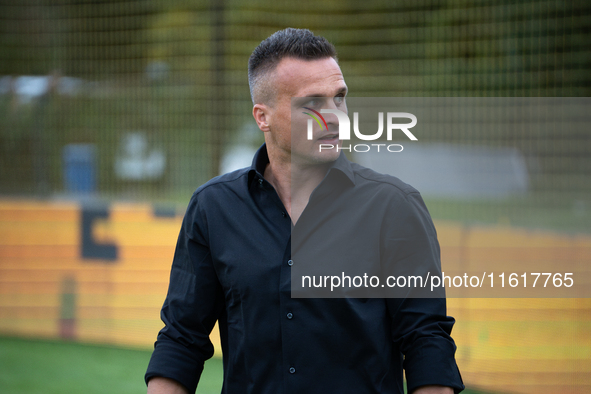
[146,28,464,394]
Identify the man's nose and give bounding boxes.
[322,102,340,125]
[323,110,339,125]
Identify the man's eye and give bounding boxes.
[334,96,345,105]
[305,99,321,107]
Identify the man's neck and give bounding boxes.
[263,154,330,225]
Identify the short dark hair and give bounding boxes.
[248,28,338,104]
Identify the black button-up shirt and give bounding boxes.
[145,144,464,394]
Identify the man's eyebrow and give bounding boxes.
[296,87,349,99]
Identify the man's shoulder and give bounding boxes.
[347,161,434,228]
[349,161,419,197]
[192,167,251,199]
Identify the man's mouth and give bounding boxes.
[319,133,339,141]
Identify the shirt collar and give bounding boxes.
[248,143,270,187]
[326,149,356,186]
[248,143,356,187]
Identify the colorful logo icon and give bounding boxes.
[303,107,328,131]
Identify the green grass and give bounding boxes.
[0,335,491,394]
[0,336,222,394]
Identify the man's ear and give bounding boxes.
[253,104,271,132]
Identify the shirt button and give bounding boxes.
[289,367,296,374]
[281,211,287,217]
[258,179,263,186]
[286,312,293,319]
[287,259,293,266]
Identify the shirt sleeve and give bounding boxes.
[384,191,464,394]
[145,192,224,393]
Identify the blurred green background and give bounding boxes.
[1,0,590,212]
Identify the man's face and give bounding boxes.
[260,57,348,167]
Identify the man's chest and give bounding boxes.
[202,192,291,301]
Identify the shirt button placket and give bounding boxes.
[284,258,296,382]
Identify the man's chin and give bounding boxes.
[308,150,341,165]
[289,149,337,166]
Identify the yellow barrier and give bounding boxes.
[440,222,591,394]
[0,200,589,393]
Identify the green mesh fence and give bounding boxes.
[0,0,590,230]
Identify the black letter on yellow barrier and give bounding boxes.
[81,206,118,261]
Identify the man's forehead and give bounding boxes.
[273,57,347,97]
